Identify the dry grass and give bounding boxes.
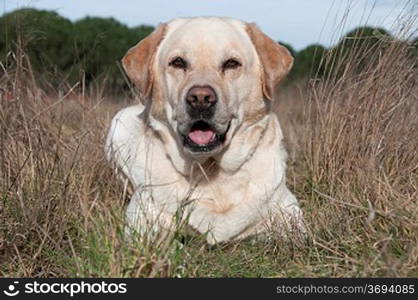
[1,19,417,277]
[275,26,418,277]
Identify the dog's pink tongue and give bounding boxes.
[188,130,215,145]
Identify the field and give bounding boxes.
[0,20,417,277]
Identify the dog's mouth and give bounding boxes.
[183,120,229,152]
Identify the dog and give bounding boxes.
[105,17,305,244]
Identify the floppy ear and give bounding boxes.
[122,23,167,101]
[246,23,293,100]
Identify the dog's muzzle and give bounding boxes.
[183,120,230,152]
[185,85,217,120]
[182,85,230,153]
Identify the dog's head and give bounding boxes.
[122,17,293,160]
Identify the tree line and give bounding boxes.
[1,8,416,94]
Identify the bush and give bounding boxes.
[0,9,154,94]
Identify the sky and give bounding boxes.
[0,0,416,50]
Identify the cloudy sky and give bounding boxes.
[0,0,416,50]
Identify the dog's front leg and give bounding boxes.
[125,190,175,240]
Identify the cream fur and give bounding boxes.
[105,17,305,244]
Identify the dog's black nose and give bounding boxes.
[186,86,217,112]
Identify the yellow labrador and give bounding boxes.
[106,17,305,244]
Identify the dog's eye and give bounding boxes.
[222,58,241,70]
[169,57,187,69]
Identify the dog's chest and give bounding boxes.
[151,160,277,219]
[187,169,252,214]
[131,134,281,218]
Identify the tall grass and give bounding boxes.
[1,14,417,277]
[300,26,417,277]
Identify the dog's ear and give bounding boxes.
[122,23,167,101]
[246,23,293,100]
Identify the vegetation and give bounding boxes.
[0,8,153,93]
[2,8,416,93]
[0,8,417,277]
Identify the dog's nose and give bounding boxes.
[186,86,217,111]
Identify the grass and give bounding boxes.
[0,18,417,278]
